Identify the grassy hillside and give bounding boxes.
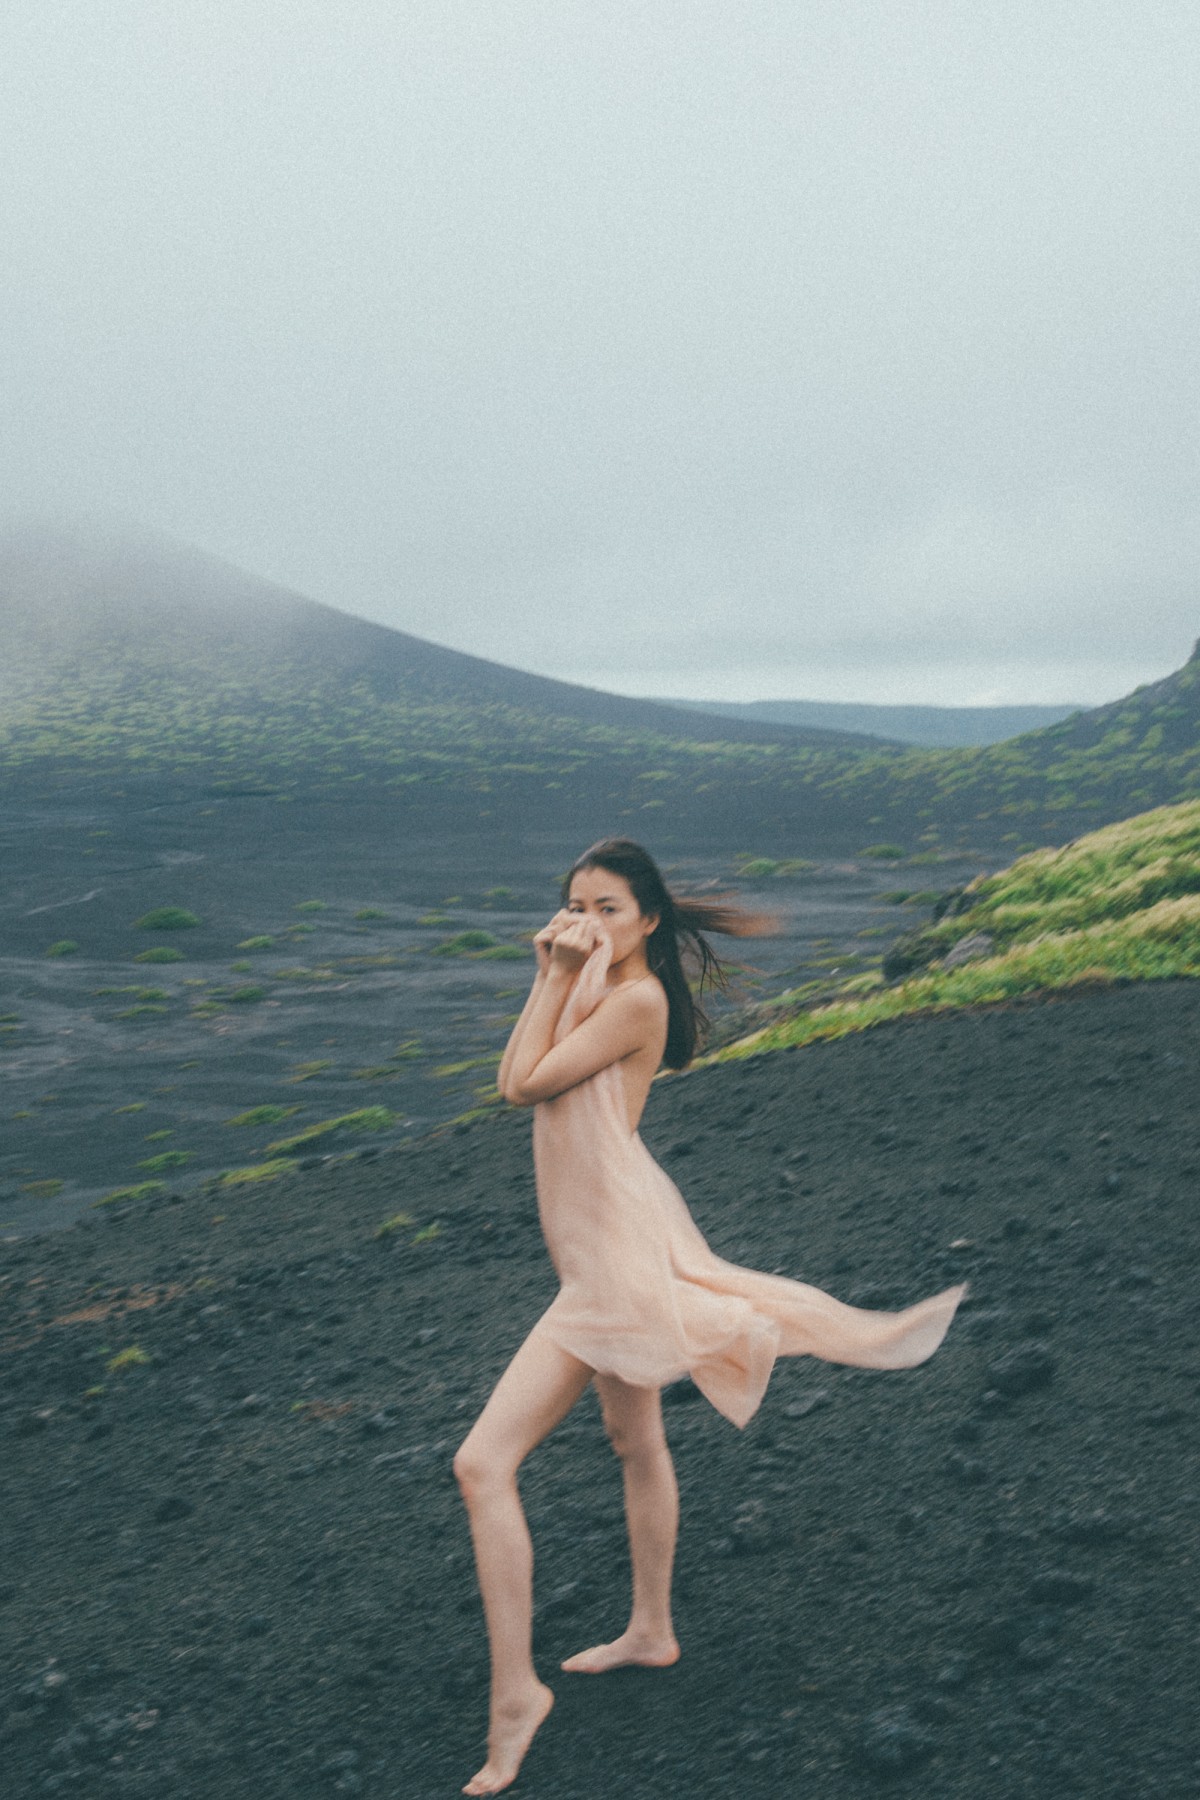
[1,523,1197,849]
[707,800,1200,1062]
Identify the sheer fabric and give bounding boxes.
[530,936,965,1428]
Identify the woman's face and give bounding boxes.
[566,865,657,968]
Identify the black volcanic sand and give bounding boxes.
[0,789,999,1230]
[3,981,1198,1799]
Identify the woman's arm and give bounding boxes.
[496,910,573,1100]
[496,969,549,1100]
[505,968,666,1107]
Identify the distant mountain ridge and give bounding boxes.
[0,523,884,751]
[649,695,1083,748]
[1,520,1196,851]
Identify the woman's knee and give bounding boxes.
[452,1436,515,1494]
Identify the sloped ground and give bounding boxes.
[2,980,1198,1800]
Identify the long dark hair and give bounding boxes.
[562,837,774,1069]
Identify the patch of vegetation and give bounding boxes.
[138,1151,192,1172]
[114,1101,146,1114]
[859,843,906,860]
[472,944,525,960]
[482,887,514,905]
[218,1160,294,1187]
[431,930,501,956]
[286,1059,332,1083]
[225,1104,301,1127]
[272,967,335,982]
[294,899,328,913]
[135,907,202,930]
[411,1222,441,1244]
[116,1004,169,1019]
[21,1178,63,1198]
[432,1053,503,1078]
[374,1211,415,1238]
[266,1106,395,1155]
[107,1346,151,1372]
[237,935,274,950]
[708,801,1200,1067]
[224,985,265,1004]
[134,946,185,963]
[354,907,391,921]
[94,1181,166,1206]
[45,940,80,957]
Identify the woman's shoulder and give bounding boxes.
[600,971,667,1019]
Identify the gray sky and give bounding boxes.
[2,1,1197,705]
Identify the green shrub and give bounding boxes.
[860,844,906,860]
[267,1106,394,1155]
[134,946,185,963]
[94,1181,165,1206]
[354,908,391,921]
[237,936,274,950]
[45,940,80,958]
[138,1150,192,1172]
[135,907,201,931]
[225,985,265,1004]
[432,930,500,956]
[226,1104,301,1127]
[218,1160,294,1187]
[294,900,327,913]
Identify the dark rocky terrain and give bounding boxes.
[3,978,1198,1800]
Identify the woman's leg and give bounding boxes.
[561,1374,681,1674]
[453,1326,594,1796]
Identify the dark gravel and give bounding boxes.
[2,979,1198,1799]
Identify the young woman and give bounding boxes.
[453,838,965,1796]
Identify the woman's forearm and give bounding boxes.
[503,967,575,1103]
[497,969,549,1097]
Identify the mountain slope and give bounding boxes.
[1,521,1197,850]
[651,696,1083,747]
[0,523,877,749]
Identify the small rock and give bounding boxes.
[1028,1571,1095,1606]
[153,1495,195,1524]
[986,1342,1055,1396]
[857,1705,934,1774]
[784,1389,831,1419]
[942,931,994,970]
[662,1378,703,1407]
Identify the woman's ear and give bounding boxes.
[642,912,660,939]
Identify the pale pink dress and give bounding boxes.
[529,937,966,1429]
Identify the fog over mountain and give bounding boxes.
[2,4,1197,705]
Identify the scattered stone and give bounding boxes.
[942,931,995,970]
[857,1705,935,1774]
[1028,1570,1096,1606]
[784,1388,831,1419]
[662,1378,703,1406]
[729,1497,777,1554]
[986,1342,1055,1396]
[152,1494,194,1524]
[944,1452,988,1486]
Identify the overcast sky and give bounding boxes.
[2,1,1197,704]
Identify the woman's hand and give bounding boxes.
[532,909,575,975]
[547,913,605,973]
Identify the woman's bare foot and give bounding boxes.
[560,1628,680,1674]
[462,1681,555,1796]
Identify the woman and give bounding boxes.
[454,838,965,1795]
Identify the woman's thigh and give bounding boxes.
[457,1325,595,1479]
[593,1372,667,1456]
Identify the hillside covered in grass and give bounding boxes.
[1,522,1197,850]
[709,801,1200,1063]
